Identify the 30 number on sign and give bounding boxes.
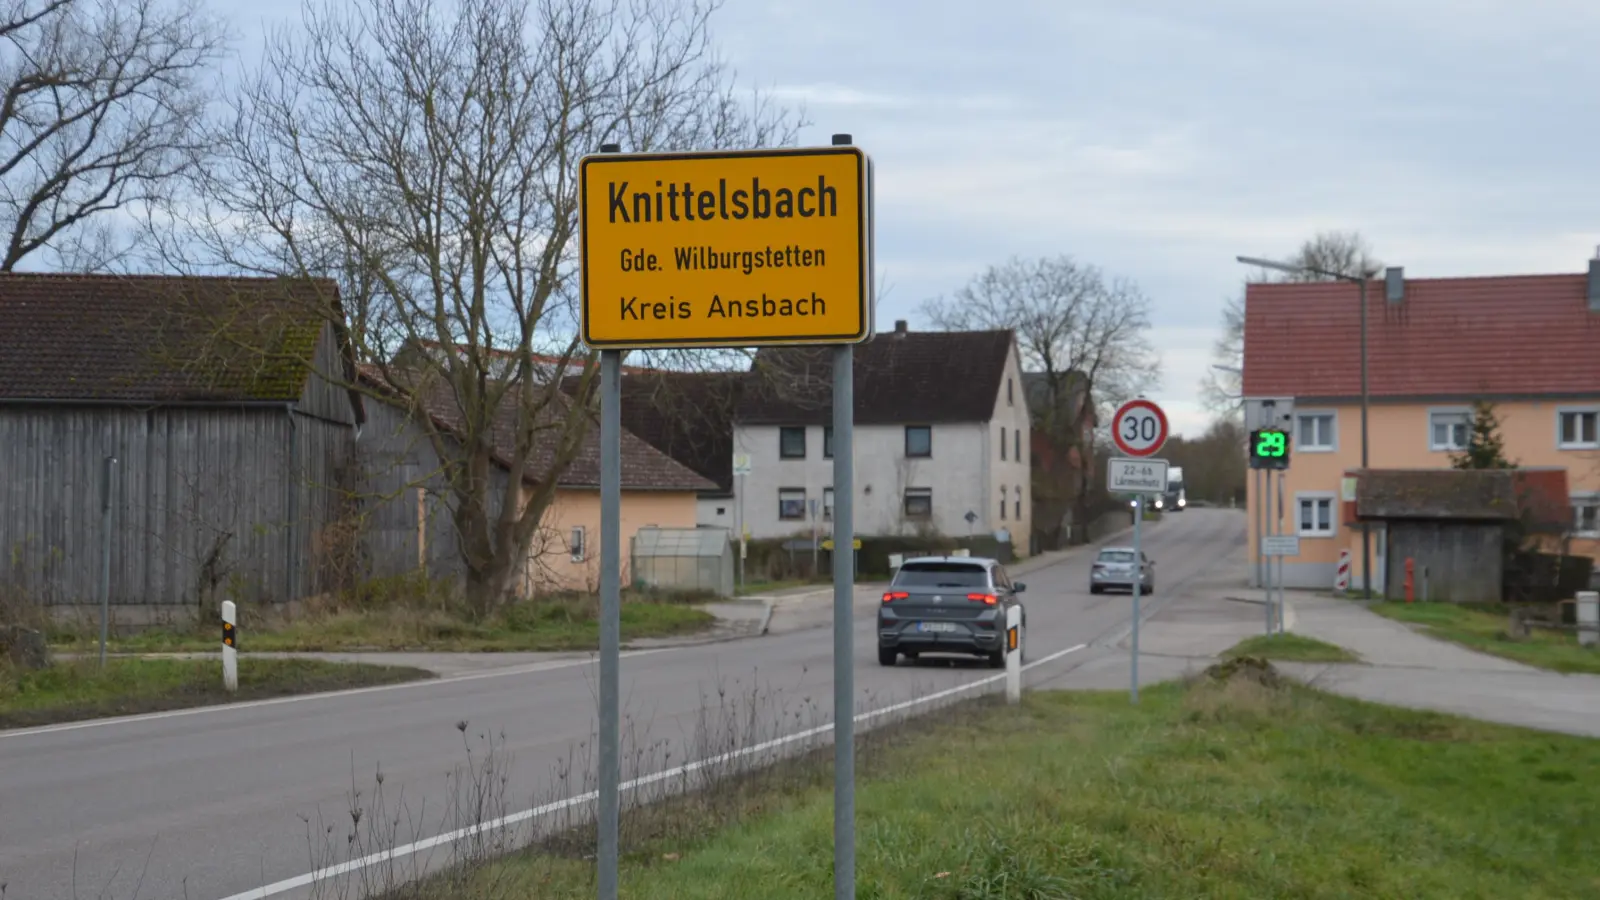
[1111,399,1169,457]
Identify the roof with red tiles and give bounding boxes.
[1242,271,1600,399]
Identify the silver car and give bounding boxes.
[1089,546,1154,595]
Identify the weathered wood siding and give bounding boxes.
[297,325,361,426]
[353,399,515,584]
[0,405,356,609]
[1385,520,1503,604]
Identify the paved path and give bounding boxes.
[1052,568,1600,739]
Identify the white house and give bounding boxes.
[731,321,1031,548]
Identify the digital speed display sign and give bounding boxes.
[1249,428,1291,470]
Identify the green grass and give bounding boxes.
[48,597,715,654]
[735,578,825,597]
[1373,601,1600,675]
[1225,632,1362,663]
[421,678,1600,899]
[0,657,430,729]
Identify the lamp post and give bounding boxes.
[1236,255,1378,599]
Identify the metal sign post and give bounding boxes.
[1108,397,1170,705]
[580,133,873,900]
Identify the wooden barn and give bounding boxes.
[0,273,363,620]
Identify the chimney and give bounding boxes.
[1590,247,1600,312]
[1384,266,1405,304]
[893,319,908,336]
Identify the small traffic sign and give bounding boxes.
[1261,535,1301,557]
[1111,398,1169,457]
[1108,457,1169,494]
[732,452,752,476]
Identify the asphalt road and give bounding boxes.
[0,508,1246,900]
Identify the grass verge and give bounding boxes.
[0,657,431,729]
[1224,631,1361,663]
[47,595,715,654]
[1373,601,1600,675]
[399,675,1600,899]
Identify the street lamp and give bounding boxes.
[1236,255,1379,599]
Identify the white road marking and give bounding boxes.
[0,650,671,740]
[216,641,1090,900]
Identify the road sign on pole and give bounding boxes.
[582,134,875,900]
[1111,398,1169,458]
[1109,398,1167,706]
[579,146,872,349]
[1107,457,1169,494]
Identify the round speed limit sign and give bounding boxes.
[1111,398,1169,457]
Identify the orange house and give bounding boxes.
[1242,258,1600,591]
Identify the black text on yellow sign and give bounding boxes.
[579,146,872,349]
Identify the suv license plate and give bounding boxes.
[918,622,959,633]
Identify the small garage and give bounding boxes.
[1353,469,1519,604]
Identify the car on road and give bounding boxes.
[1089,546,1154,595]
[878,556,1026,668]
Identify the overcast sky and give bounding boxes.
[223,0,1600,436]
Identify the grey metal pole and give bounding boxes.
[1276,470,1286,634]
[736,476,745,592]
[1254,467,1264,591]
[98,455,116,669]
[831,343,856,899]
[1263,466,1273,632]
[598,349,622,900]
[1130,494,1142,704]
[1359,276,1371,599]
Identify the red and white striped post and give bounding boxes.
[1334,550,1351,595]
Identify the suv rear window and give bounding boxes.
[894,562,989,588]
[1098,550,1136,563]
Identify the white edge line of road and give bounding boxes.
[216,640,1091,900]
[0,650,673,740]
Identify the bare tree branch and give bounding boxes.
[0,0,226,271]
[160,0,799,613]
[920,254,1161,547]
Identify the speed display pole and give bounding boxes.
[580,135,874,900]
[1108,398,1170,705]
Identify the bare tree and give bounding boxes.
[0,0,226,271]
[1202,230,1381,415]
[921,254,1160,547]
[168,0,799,614]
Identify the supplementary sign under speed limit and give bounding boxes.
[579,146,873,350]
[1111,398,1169,457]
[1108,457,1169,494]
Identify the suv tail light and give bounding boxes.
[967,593,998,605]
[882,591,908,603]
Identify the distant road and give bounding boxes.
[0,509,1246,900]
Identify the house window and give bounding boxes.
[779,426,806,459]
[1296,493,1336,537]
[823,487,835,520]
[1429,409,1470,451]
[778,488,806,520]
[1558,408,1599,449]
[1007,377,1014,406]
[1015,492,1022,521]
[1014,429,1021,462]
[823,426,834,458]
[1296,411,1336,452]
[1574,494,1600,538]
[999,486,1007,520]
[905,425,932,458]
[1000,430,1007,461]
[570,526,586,562]
[904,487,933,519]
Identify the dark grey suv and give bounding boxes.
[877,556,1027,668]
